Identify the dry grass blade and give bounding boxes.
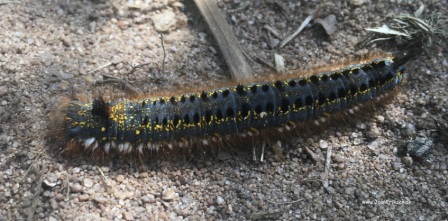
[365,25,409,37]
[279,12,316,48]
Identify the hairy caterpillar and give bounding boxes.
[49,56,406,157]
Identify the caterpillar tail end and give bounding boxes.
[46,97,83,156]
[392,50,418,72]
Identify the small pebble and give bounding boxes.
[356,123,367,130]
[406,137,433,158]
[171,2,185,10]
[70,183,83,193]
[72,168,81,173]
[55,193,65,201]
[442,59,448,67]
[114,190,127,200]
[43,191,51,197]
[78,194,89,202]
[351,0,365,6]
[319,140,329,149]
[206,206,215,214]
[152,11,176,32]
[116,175,125,183]
[0,86,7,97]
[162,188,176,202]
[84,178,94,188]
[367,140,378,150]
[402,156,413,167]
[117,20,129,30]
[91,183,102,192]
[50,198,58,209]
[393,162,402,171]
[141,195,155,204]
[402,123,416,136]
[123,212,134,221]
[178,175,188,185]
[304,192,313,200]
[353,138,362,145]
[111,55,123,64]
[43,179,57,188]
[216,196,225,205]
[92,196,108,204]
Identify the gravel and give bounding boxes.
[0,0,447,220]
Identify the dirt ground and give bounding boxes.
[0,0,447,220]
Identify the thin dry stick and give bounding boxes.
[252,146,257,161]
[88,62,112,75]
[128,31,167,77]
[263,25,281,38]
[22,150,44,181]
[58,172,70,200]
[97,167,112,186]
[279,11,316,48]
[323,146,333,188]
[266,198,303,205]
[324,146,332,175]
[27,175,44,221]
[128,62,151,76]
[304,146,320,163]
[157,31,166,75]
[260,141,265,162]
[253,55,277,71]
[247,208,287,220]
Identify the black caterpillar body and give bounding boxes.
[61,57,405,154]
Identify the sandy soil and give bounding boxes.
[0,0,447,220]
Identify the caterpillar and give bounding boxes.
[49,55,406,157]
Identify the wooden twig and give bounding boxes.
[21,150,44,181]
[263,25,281,38]
[266,198,303,205]
[260,141,265,162]
[323,146,333,188]
[304,146,320,163]
[156,31,166,75]
[193,0,253,81]
[97,167,112,186]
[27,175,44,221]
[254,55,277,72]
[247,208,287,220]
[324,146,333,175]
[88,62,112,75]
[279,11,316,48]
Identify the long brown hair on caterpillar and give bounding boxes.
[47,54,407,160]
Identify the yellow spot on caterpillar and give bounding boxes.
[101,127,106,132]
[136,130,140,135]
[102,137,107,141]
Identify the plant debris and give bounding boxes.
[315,14,337,35]
[358,12,447,53]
